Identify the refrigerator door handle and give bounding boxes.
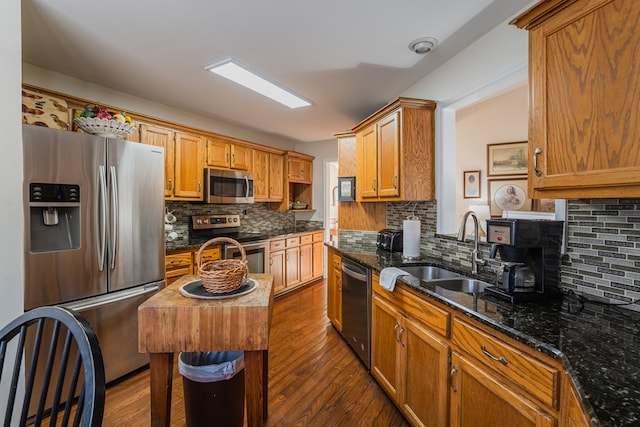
[62,283,161,312]
[98,165,107,271]
[109,165,119,270]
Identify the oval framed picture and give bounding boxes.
[488,178,531,217]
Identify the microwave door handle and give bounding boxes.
[244,175,249,199]
[109,166,119,270]
[97,166,107,271]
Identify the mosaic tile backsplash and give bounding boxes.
[340,199,640,312]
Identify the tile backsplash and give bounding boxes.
[340,199,640,312]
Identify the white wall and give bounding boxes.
[23,64,298,151]
[399,1,536,234]
[455,84,528,222]
[1,0,25,410]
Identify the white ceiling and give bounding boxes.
[21,0,533,143]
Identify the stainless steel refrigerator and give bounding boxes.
[22,124,166,384]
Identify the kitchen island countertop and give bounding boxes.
[328,242,640,427]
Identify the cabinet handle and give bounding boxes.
[197,181,202,192]
[398,327,405,347]
[533,147,542,177]
[168,178,173,191]
[372,178,377,191]
[392,175,398,189]
[480,345,508,365]
[393,323,400,342]
[450,366,458,392]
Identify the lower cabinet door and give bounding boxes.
[371,295,400,401]
[450,352,556,427]
[401,317,450,427]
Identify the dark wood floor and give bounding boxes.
[102,279,409,426]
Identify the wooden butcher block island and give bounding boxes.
[138,274,274,427]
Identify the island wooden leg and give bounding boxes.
[244,350,268,426]
[149,352,174,427]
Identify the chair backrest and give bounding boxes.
[0,306,105,427]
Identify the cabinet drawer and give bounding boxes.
[452,318,560,409]
[270,239,286,251]
[300,234,313,245]
[312,231,324,242]
[195,247,221,272]
[286,237,300,247]
[165,252,192,270]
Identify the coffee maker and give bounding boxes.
[485,218,564,303]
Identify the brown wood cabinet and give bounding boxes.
[165,245,221,285]
[252,149,284,202]
[326,247,342,331]
[367,275,593,427]
[450,352,555,427]
[269,231,323,296]
[353,98,436,202]
[140,124,204,200]
[288,153,313,184]
[371,274,450,427]
[513,0,640,198]
[206,136,251,170]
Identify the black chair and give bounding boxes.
[0,306,105,427]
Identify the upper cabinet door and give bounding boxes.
[140,124,175,198]
[377,111,400,198]
[359,125,378,199]
[206,137,230,169]
[174,132,204,199]
[230,144,251,170]
[515,0,640,198]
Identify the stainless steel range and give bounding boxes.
[190,215,269,274]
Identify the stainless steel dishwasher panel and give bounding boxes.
[341,258,371,370]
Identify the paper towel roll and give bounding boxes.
[403,219,421,259]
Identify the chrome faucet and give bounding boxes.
[457,211,486,274]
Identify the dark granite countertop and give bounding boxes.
[329,242,640,427]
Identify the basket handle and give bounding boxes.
[196,237,247,270]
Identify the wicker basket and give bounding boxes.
[197,237,248,293]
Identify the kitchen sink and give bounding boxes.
[431,278,490,294]
[397,266,462,281]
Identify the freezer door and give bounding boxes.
[23,125,107,309]
[107,139,165,292]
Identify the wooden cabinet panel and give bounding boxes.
[140,124,175,198]
[450,352,555,427]
[359,125,378,199]
[561,373,592,427]
[514,0,640,198]
[269,153,284,200]
[269,249,286,294]
[285,246,301,288]
[371,294,401,401]
[288,156,312,183]
[377,111,400,198]
[299,241,313,283]
[312,234,324,280]
[230,144,251,170]
[165,252,192,285]
[327,249,342,331]
[206,137,230,168]
[174,132,204,199]
[452,318,560,409]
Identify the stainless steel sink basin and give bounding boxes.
[397,266,461,281]
[432,278,490,294]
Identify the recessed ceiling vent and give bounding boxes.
[408,37,438,54]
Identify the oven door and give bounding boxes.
[225,240,269,274]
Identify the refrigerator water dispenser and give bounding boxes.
[28,183,80,253]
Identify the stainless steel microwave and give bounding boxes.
[204,169,254,204]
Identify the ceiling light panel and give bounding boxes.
[206,59,311,109]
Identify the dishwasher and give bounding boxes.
[341,258,371,370]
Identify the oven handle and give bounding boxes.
[225,240,269,257]
[342,263,368,282]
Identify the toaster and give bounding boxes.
[376,229,403,252]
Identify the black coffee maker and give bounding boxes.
[485,218,564,303]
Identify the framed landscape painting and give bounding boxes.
[487,141,528,176]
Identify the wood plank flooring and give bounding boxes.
[101,279,409,426]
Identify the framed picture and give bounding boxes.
[488,178,532,217]
[337,176,356,201]
[463,170,481,198]
[487,141,528,176]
